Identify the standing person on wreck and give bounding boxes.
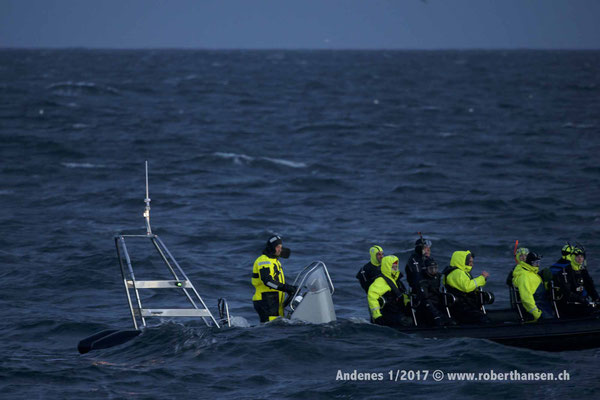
[356,245,384,293]
[251,235,298,322]
[443,250,491,324]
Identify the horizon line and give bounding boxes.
[2,46,600,51]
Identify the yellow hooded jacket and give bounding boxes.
[368,255,408,319]
[251,254,286,317]
[444,250,486,293]
[512,261,543,321]
[369,245,383,267]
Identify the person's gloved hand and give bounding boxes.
[282,284,298,295]
[373,317,385,326]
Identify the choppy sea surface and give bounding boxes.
[1,49,600,399]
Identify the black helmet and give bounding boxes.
[526,252,542,266]
[266,235,282,249]
[424,257,439,277]
[264,235,290,259]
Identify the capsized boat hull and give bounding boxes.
[395,309,600,352]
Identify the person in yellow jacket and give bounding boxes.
[512,252,554,321]
[251,235,297,322]
[368,255,412,327]
[443,250,492,324]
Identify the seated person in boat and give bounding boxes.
[413,258,455,326]
[443,250,492,324]
[550,244,600,317]
[512,252,554,321]
[356,245,384,293]
[368,255,412,327]
[506,247,529,286]
[405,237,432,290]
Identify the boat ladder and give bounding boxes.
[116,233,221,329]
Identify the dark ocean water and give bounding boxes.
[1,49,600,399]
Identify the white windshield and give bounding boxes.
[293,261,334,294]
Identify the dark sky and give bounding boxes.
[1,0,599,49]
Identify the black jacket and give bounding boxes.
[405,253,426,291]
[356,261,381,293]
[552,258,600,303]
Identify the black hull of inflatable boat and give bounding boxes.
[396,310,600,352]
[78,329,141,354]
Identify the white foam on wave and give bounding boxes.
[262,157,307,168]
[562,122,595,130]
[61,162,105,169]
[228,316,251,328]
[213,152,254,165]
[348,317,372,325]
[46,81,120,94]
[213,152,306,168]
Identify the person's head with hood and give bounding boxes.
[369,245,384,267]
[570,245,586,270]
[515,247,529,264]
[380,255,400,282]
[263,235,291,259]
[450,250,475,272]
[415,237,432,258]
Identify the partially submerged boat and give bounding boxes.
[77,162,336,354]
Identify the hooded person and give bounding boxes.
[251,235,297,323]
[550,244,600,317]
[512,252,554,321]
[443,250,491,324]
[356,245,384,293]
[405,237,432,290]
[368,255,412,327]
[515,247,530,265]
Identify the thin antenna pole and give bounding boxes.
[143,161,152,235]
